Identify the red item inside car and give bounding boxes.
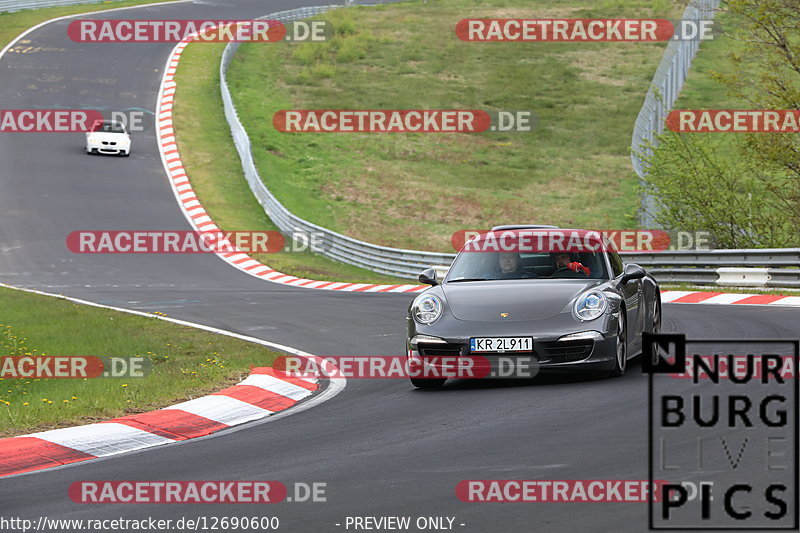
[568,262,590,276]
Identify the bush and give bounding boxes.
[640,131,797,247]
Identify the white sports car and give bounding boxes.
[85,120,131,156]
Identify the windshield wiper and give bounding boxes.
[447,278,492,283]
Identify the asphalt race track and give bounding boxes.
[0,1,798,531]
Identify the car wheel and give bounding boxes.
[121,150,130,157]
[608,312,627,377]
[648,299,661,333]
[410,377,447,390]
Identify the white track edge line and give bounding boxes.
[0,0,195,62]
[0,281,347,477]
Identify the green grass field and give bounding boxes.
[0,286,284,437]
[664,10,748,162]
[172,42,410,284]
[226,0,683,252]
[671,11,747,110]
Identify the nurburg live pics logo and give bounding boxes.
[644,332,799,530]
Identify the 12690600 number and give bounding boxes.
[196,516,280,530]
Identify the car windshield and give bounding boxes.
[446,232,610,281]
[91,121,125,133]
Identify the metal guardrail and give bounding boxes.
[5,0,794,287]
[220,4,457,279]
[630,0,722,227]
[622,249,800,288]
[220,4,800,287]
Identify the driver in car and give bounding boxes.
[497,252,536,279]
[549,252,590,278]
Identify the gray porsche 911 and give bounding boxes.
[406,226,661,389]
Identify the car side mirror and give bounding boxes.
[419,268,438,286]
[621,263,646,284]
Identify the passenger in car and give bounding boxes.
[497,252,536,279]
[549,252,590,278]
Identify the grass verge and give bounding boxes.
[659,10,749,163]
[172,41,411,284]
[671,11,747,111]
[0,285,285,437]
[226,0,684,252]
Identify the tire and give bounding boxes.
[410,377,447,390]
[608,311,627,377]
[648,299,661,333]
[121,150,130,157]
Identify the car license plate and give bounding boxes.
[470,337,532,353]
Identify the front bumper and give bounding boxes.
[407,308,622,378]
[86,140,129,154]
[408,334,617,377]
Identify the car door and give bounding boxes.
[608,247,643,351]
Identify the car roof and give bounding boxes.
[485,227,600,238]
[490,224,560,231]
[92,119,125,127]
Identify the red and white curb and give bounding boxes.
[660,290,800,307]
[156,39,425,295]
[0,284,345,478]
[0,368,316,477]
[155,39,800,307]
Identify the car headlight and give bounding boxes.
[573,290,607,321]
[413,294,443,325]
[558,331,603,342]
[410,334,447,345]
